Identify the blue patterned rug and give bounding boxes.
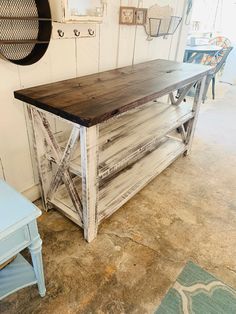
[155,261,236,314]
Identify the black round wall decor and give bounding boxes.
[0,0,52,65]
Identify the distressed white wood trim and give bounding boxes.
[179,124,187,143]
[98,138,186,221]
[56,100,194,180]
[49,197,83,228]
[169,83,194,106]
[80,126,99,243]
[185,76,207,155]
[34,110,83,218]
[47,126,80,202]
[27,106,50,210]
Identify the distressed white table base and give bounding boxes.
[27,77,206,242]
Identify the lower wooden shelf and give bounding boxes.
[0,254,37,300]
[98,137,186,221]
[50,137,186,226]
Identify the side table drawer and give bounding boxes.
[0,226,30,263]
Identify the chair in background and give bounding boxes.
[209,36,231,49]
[202,46,233,102]
[202,36,231,66]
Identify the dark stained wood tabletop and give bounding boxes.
[14,59,211,127]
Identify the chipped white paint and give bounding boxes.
[29,108,83,225]
[80,126,99,242]
[169,82,194,106]
[98,138,186,222]
[46,126,81,203]
[27,106,52,210]
[58,100,194,180]
[185,76,207,155]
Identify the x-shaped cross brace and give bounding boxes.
[169,82,195,106]
[31,108,83,222]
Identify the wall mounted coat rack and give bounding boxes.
[0,0,52,65]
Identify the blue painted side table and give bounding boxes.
[0,180,46,300]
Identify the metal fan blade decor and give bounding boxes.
[0,0,52,65]
[149,16,182,37]
[145,4,182,39]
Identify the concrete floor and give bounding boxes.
[1,83,236,314]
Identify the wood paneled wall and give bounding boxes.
[0,0,188,199]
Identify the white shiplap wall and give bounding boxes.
[0,0,188,199]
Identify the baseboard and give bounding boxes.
[22,184,41,202]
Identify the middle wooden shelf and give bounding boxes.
[52,100,194,181]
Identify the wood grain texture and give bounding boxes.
[185,76,207,155]
[32,109,83,219]
[57,100,194,180]
[51,137,185,223]
[80,126,99,242]
[14,59,211,127]
[98,138,186,222]
[27,106,52,210]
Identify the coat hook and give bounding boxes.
[58,29,64,38]
[88,28,95,36]
[74,29,81,37]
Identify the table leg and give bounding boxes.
[80,126,99,243]
[29,237,46,297]
[212,76,216,100]
[27,106,51,211]
[185,75,207,155]
[28,221,46,297]
[31,108,82,226]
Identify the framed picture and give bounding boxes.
[119,7,136,25]
[135,8,147,25]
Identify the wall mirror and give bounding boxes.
[50,0,106,23]
[68,0,104,17]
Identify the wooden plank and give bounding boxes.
[98,138,185,221]
[185,76,206,155]
[14,59,211,127]
[57,100,193,179]
[32,110,83,219]
[169,83,194,106]
[51,137,185,225]
[80,126,99,242]
[28,106,52,210]
[49,197,83,228]
[98,0,120,71]
[46,126,80,203]
[117,0,138,67]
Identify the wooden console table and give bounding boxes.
[14,59,210,242]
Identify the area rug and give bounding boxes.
[155,261,236,314]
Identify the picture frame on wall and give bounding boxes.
[135,8,147,25]
[119,7,136,25]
